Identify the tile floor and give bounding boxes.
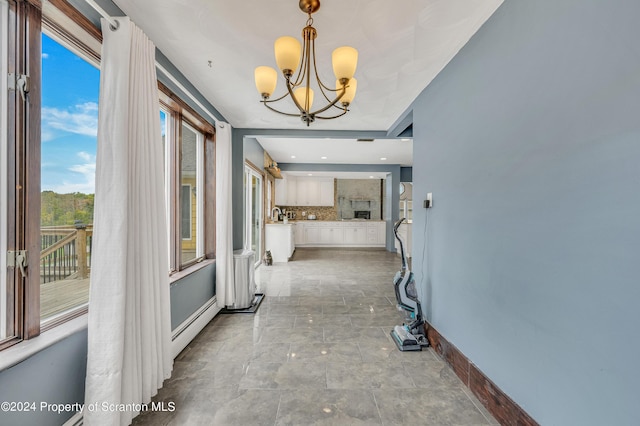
[133,248,497,425]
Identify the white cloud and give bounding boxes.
[42,102,98,139]
[42,53,49,59]
[48,152,96,194]
[77,151,92,162]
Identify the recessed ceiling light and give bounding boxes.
[291,155,296,159]
[369,176,374,179]
[321,156,327,160]
[308,173,313,176]
[380,157,387,161]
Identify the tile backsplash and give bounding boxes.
[279,205,338,221]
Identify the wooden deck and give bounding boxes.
[40,276,90,320]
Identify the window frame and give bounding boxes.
[0,0,10,345]
[0,0,43,351]
[158,87,216,274]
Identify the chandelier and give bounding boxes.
[254,0,358,126]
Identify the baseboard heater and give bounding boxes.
[171,296,220,358]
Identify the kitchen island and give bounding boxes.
[265,223,295,263]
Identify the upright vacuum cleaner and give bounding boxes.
[390,218,429,351]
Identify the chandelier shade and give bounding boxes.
[332,46,358,81]
[337,78,357,105]
[294,87,314,110]
[274,36,302,73]
[254,66,278,97]
[254,0,358,126]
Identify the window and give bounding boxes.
[158,91,215,272]
[1,0,43,347]
[40,32,99,324]
[180,122,204,265]
[1,0,216,351]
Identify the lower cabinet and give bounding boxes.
[296,221,385,247]
[343,226,367,244]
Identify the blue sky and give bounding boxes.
[41,33,99,194]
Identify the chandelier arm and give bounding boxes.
[315,108,349,120]
[262,91,292,103]
[291,55,306,87]
[303,35,314,112]
[308,86,347,116]
[262,100,305,118]
[316,76,336,104]
[311,39,335,92]
[291,29,311,87]
[284,76,307,114]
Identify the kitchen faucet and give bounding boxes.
[271,206,282,221]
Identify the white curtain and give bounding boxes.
[84,17,172,426]
[215,122,235,307]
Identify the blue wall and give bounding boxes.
[0,330,87,426]
[400,167,412,183]
[411,1,640,424]
[170,263,216,330]
[244,137,265,170]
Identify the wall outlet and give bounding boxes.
[424,192,433,208]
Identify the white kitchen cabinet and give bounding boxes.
[265,224,295,262]
[275,174,299,205]
[320,225,343,244]
[318,178,334,206]
[286,177,297,205]
[296,178,318,206]
[276,176,334,207]
[296,221,385,247]
[368,222,386,245]
[303,223,321,244]
[343,224,367,245]
[294,222,305,245]
[275,177,287,205]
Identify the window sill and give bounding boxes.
[0,315,88,373]
[170,258,215,284]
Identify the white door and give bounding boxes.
[244,166,263,265]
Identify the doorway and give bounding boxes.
[244,164,263,266]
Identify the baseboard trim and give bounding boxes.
[171,297,220,358]
[424,321,538,426]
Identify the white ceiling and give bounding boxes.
[112,0,503,133]
[258,137,413,166]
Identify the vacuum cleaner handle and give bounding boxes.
[393,218,408,272]
[394,218,406,234]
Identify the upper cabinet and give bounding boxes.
[275,176,297,205]
[296,178,318,206]
[318,179,334,206]
[276,175,334,206]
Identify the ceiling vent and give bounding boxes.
[356,138,375,142]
